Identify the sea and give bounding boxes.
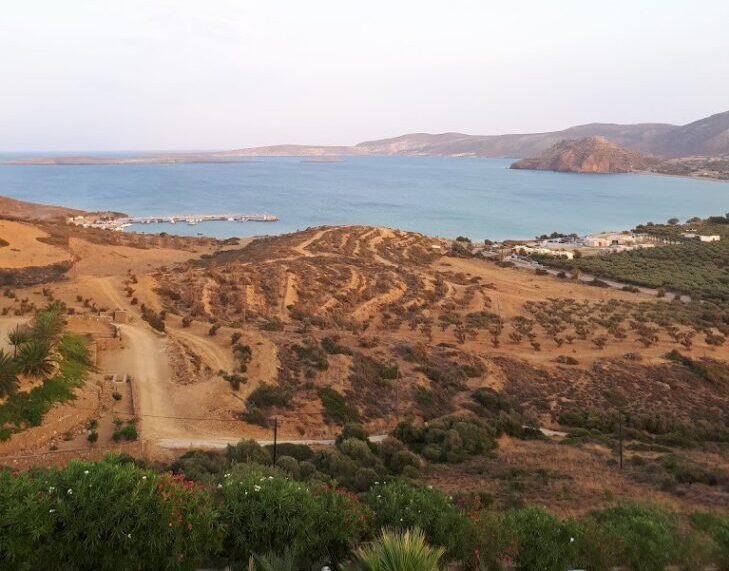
[0,155,727,241]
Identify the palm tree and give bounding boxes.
[0,350,19,397]
[7,324,31,357]
[344,529,445,571]
[16,341,55,378]
[32,305,64,343]
[249,547,298,571]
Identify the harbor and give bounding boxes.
[68,213,279,231]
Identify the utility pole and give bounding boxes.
[272,417,278,466]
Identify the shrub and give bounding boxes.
[335,423,369,446]
[321,336,352,355]
[226,439,271,466]
[0,456,221,570]
[318,387,359,424]
[583,503,684,571]
[172,450,227,483]
[265,442,313,462]
[393,417,496,463]
[275,455,301,478]
[246,383,292,409]
[477,507,580,571]
[363,480,476,562]
[220,465,370,568]
[691,512,729,568]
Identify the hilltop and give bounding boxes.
[509,136,653,173]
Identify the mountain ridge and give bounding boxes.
[4,110,729,165]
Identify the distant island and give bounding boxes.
[511,136,729,179]
[3,109,729,179]
[510,136,653,174]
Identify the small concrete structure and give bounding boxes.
[516,246,574,260]
[113,309,129,323]
[682,233,720,242]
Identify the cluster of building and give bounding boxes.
[511,231,657,259]
[476,229,720,261]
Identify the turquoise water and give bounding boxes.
[0,156,727,240]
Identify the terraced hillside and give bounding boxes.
[157,226,729,451]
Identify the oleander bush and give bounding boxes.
[0,456,221,570]
[219,464,371,568]
[2,452,729,569]
[363,480,477,562]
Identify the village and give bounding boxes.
[467,229,721,261]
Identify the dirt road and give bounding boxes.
[168,327,233,373]
[155,434,389,451]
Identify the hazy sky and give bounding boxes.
[1,0,728,151]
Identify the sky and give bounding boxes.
[1,0,728,152]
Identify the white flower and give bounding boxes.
[67,489,73,495]
[260,477,265,481]
[83,470,89,475]
[570,537,575,543]
[217,483,223,489]
[49,486,55,493]
[127,533,132,539]
[253,485,262,492]
[224,473,231,478]
[49,509,56,513]
[142,476,147,480]
[268,476,273,480]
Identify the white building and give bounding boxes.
[682,233,721,242]
[516,246,574,260]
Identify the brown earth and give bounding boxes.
[0,195,84,220]
[1,219,728,515]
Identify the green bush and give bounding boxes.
[172,450,227,483]
[480,508,580,571]
[393,417,496,463]
[246,383,292,409]
[583,503,687,571]
[275,455,301,478]
[363,480,476,562]
[226,439,271,466]
[318,387,359,424]
[691,512,729,568]
[220,464,370,567]
[0,456,221,570]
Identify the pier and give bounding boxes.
[68,213,279,231]
[120,213,279,226]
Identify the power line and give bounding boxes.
[40,402,343,423]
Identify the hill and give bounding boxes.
[509,136,654,173]
[5,109,729,165]
[0,195,84,220]
[651,110,729,157]
[1,217,729,524]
